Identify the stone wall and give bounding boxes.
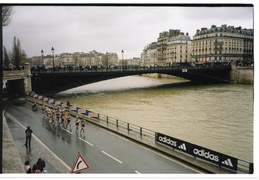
[230,65,254,84]
[3,63,32,95]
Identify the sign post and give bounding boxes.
[71,153,90,174]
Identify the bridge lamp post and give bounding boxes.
[41,49,44,65]
[154,53,155,69]
[106,52,109,70]
[51,47,55,71]
[121,49,124,70]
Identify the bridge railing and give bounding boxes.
[31,64,231,74]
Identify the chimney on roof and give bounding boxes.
[221,24,227,28]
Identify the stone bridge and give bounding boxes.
[3,63,253,96]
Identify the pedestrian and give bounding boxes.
[32,164,42,173]
[24,161,31,173]
[25,126,33,148]
[36,158,46,172]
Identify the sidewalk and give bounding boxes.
[2,114,24,173]
[3,113,70,173]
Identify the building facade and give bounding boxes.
[192,24,253,64]
[38,50,119,68]
[157,29,182,66]
[166,32,192,65]
[141,42,157,66]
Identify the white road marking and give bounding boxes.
[79,137,93,146]
[101,151,122,164]
[134,170,141,174]
[61,127,73,134]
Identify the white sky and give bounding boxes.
[2,3,254,59]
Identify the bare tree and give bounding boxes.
[2,6,14,27]
[3,46,10,67]
[12,36,27,68]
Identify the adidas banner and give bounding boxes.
[156,132,238,171]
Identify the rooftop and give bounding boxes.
[194,24,253,36]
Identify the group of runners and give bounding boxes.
[40,104,86,135]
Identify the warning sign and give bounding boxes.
[71,153,90,173]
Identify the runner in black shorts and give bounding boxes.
[75,116,80,133]
[80,118,86,138]
[66,115,72,132]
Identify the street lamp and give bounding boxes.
[51,47,55,70]
[154,53,155,69]
[41,49,44,65]
[121,49,124,70]
[106,52,109,70]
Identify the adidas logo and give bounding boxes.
[221,158,233,167]
[178,143,186,151]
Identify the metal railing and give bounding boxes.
[238,159,254,174]
[97,113,156,138]
[31,64,231,74]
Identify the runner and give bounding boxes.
[65,111,72,132]
[60,109,66,127]
[55,108,61,127]
[41,104,45,118]
[75,116,80,134]
[80,118,86,138]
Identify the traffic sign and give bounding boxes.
[71,153,90,173]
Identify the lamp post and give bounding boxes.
[121,49,124,70]
[154,53,155,69]
[106,52,109,70]
[51,47,55,71]
[41,49,44,65]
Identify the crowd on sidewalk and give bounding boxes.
[24,158,46,173]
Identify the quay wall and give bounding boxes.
[140,66,254,84]
[230,66,254,84]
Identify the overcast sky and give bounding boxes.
[3,4,254,59]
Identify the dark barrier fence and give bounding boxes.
[30,92,253,174]
[156,132,238,171]
[156,132,253,173]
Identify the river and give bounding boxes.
[53,75,254,162]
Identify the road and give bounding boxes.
[5,101,199,174]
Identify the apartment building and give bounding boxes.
[166,32,192,65]
[192,24,253,64]
[141,42,157,66]
[157,29,181,66]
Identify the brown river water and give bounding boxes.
[54,75,254,162]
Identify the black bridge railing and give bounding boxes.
[31,64,231,74]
